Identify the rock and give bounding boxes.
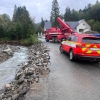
[15,71,24,80]
[18,78,24,84]
[2,98,7,100]
[24,79,27,83]
[28,61,32,64]
[21,82,28,87]
[11,80,18,85]
[35,78,39,83]
[40,68,49,75]
[17,85,23,93]
[2,48,13,56]
[25,71,33,76]
[23,62,28,66]
[25,68,28,72]
[13,90,17,94]
[28,67,35,72]
[27,78,33,84]
[5,84,11,88]
[26,87,30,92]
[0,94,2,99]
[19,87,27,95]
[7,97,12,100]
[43,49,50,53]
[12,94,19,100]
[32,74,39,79]
[4,84,12,92]
[36,63,42,66]
[12,87,15,91]
[5,93,12,97]
[43,63,48,66]
[2,94,8,99]
[17,95,24,100]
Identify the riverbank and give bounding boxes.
[0,42,50,100]
[0,44,21,63]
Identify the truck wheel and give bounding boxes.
[69,50,75,61]
[52,37,55,43]
[59,45,64,53]
[46,38,49,42]
[55,37,58,43]
[61,39,63,42]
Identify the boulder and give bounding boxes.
[2,48,13,56]
[12,94,19,100]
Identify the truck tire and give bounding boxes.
[52,37,55,43]
[59,45,64,53]
[60,39,63,43]
[55,37,58,43]
[69,50,75,61]
[45,38,49,42]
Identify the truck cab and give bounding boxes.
[45,17,74,43]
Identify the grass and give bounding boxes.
[0,34,41,46]
[0,37,10,43]
[20,34,41,46]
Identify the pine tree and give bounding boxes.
[64,7,71,21]
[11,6,36,40]
[71,9,79,21]
[12,5,17,22]
[50,0,60,27]
[41,18,44,28]
[0,16,5,38]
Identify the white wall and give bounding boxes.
[44,26,46,31]
[74,29,77,32]
[76,20,91,34]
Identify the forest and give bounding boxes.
[64,0,100,32]
[0,0,100,45]
[50,0,100,32]
[0,5,42,45]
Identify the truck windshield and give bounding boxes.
[82,37,100,44]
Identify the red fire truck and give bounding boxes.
[45,17,74,43]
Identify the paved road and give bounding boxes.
[25,38,100,100]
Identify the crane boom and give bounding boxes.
[56,17,74,33]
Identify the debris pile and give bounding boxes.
[0,43,50,100]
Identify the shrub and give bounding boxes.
[20,34,40,46]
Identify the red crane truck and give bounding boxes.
[45,17,74,43]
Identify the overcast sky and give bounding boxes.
[0,0,99,23]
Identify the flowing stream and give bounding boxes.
[0,46,28,89]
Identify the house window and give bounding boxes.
[79,29,83,32]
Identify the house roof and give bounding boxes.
[44,19,89,30]
[66,21,79,30]
[44,22,51,30]
[66,19,90,30]
[44,21,79,30]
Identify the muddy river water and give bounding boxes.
[0,46,28,89]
